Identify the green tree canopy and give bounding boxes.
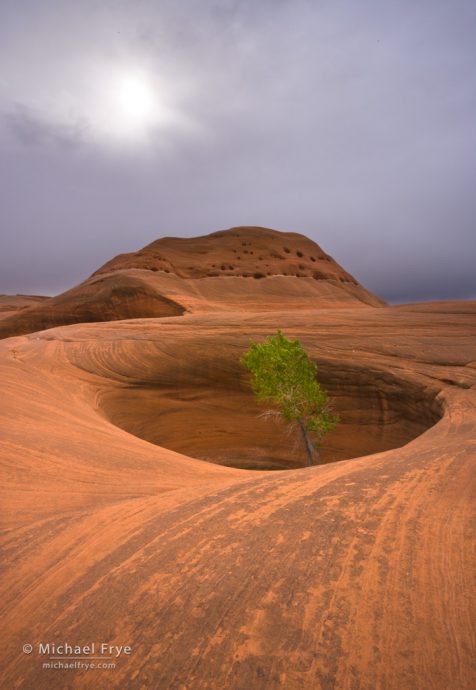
[240,330,339,466]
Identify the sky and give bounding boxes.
[1,0,475,303]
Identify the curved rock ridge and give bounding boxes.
[0,301,475,689]
[0,271,185,340]
[0,227,384,339]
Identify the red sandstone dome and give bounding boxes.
[0,226,383,339]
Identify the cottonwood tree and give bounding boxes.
[241,330,339,466]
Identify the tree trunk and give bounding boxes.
[298,420,316,467]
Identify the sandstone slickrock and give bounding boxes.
[0,227,383,339]
[0,294,48,320]
[0,228,474,690]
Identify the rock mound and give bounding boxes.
[0,226,384,339]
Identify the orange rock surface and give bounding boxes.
[0,228,474,690]
[0,227,383,340]
[0,294,48,320]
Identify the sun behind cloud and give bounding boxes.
[114,72,157,134]
[81,64,177,146]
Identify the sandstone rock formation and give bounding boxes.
[0,293,48,319]
[0,227,383,340]
[0,228,474,690]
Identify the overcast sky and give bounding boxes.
[1,0,475,303]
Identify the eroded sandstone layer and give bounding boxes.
[0,291,475,689]
[0,294,48,320]
[0,227,383,339]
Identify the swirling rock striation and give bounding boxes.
[0,297,475,690]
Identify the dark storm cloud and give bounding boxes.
[0,0,475,301]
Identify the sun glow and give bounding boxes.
[90,68,166,144]
[44,63,189,147]
[116,73,156,128]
